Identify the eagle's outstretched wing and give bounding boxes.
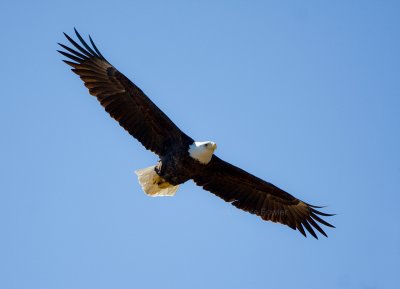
[193,156,334,239]
[58,29,193,156]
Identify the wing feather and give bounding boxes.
[193,156,334,239]
[58,29,193,156]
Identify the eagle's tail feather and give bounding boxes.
[135,166,179,197]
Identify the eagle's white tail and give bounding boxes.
[134,166,179,197]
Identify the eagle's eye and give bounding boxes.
[205,143,209,147]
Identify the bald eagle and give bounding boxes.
[58,29,334,239]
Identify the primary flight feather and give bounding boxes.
[58,29,334,239]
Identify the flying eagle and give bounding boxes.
[58,29,334,239]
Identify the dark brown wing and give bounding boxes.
[58,29,193,156]
[193,156,334,239]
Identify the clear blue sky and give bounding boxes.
[1,1,399,288]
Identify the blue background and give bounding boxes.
[1,1,399,288]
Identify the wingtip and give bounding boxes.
[307,217,328,238]
[74,27,83,39]
[89,34,106,60]
[305,202,330,209]
[312,208,336,217]
[61,59,79,68]
[302,221,318,239]
[296,223,307,238]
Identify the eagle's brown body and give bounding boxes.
[156,151,196,186]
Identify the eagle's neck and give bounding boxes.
[188,141,217,165]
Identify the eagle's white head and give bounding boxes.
[188,141,217,164]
